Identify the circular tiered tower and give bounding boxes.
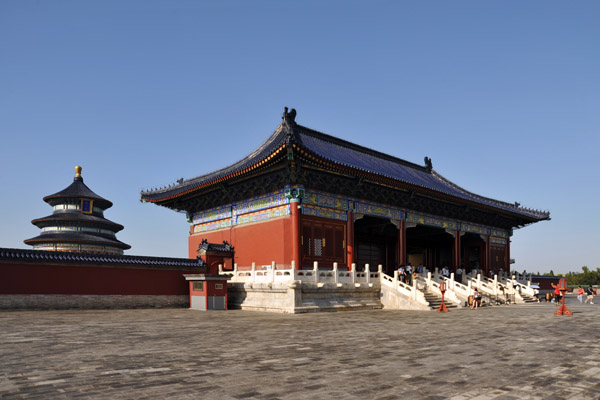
[24,166,131,254]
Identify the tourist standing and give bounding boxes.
[551,283,561,305]
[441,266,449,278]
[456,266,463,284]
[471,287,481,310]
[398,265,406,284]
[412,269,419,285]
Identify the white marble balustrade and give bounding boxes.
[219,261,381,287]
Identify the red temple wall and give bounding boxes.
[189,216,292,268]
[0,262,196,295]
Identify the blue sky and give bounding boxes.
[1,1,598,274]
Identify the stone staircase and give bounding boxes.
[423,290,460,310]
[297,286,383,312]
[519,293,539,303]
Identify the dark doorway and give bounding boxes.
[406,225,454,270]
[461,233,485,275]
[354,216,397,274]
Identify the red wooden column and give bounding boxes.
[505,239,511,275]
[398,220,406,266]
[453,230,461,269]
[290,198,301,269]
[346,210,354,270]
[483,236,489,273]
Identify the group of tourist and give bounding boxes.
[576,285,596,304]
[397,263,425,285]
[551,284,597,305]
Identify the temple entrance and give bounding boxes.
[461,233,486,275]
[405,225,454,271]
[354,216,397,274]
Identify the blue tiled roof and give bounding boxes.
[45,176,113,209]
[141,117,550,222]
[0,247,206,269]
[293,125,549,220]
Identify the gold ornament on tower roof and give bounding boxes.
[75,165,82,178]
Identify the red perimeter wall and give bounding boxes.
[189,216,292,268]
[0,262,199,295]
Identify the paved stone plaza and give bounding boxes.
[1,296,599,399]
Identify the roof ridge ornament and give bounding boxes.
[282,107,297,126]
[74,165,83,181]
[424,157,433,172]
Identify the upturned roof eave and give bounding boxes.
[30,214,125,232]
[43,180,113,209]
[24,233,132,250]
[141,124,291,203]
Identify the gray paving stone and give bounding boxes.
[0,296,599,399]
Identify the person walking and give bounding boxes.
[577,286,584,303]
[585,285,595,304]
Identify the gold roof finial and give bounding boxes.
[75,165,82,178]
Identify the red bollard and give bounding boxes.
[555,278,572,316]
[438,280,449,312]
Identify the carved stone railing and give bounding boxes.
[220,261,380,288]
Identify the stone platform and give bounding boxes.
[0,296,598,399]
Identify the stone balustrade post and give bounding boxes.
[393,270,398,286]
[412,278,417,300]
[218,264,223,274]
[271,261,276,284]
[333,262,339,285]
[477,274,481,290]
[365,264,370,284]
[351,263,356,284]
[378,264,383,274]
[314,261,319,284]
[450,272,455,290]
[427,271,432,289]
[493,275,498,295]
[251,262,256,282]
[291,261,296,280]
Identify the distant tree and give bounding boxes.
[564,266,600,286]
